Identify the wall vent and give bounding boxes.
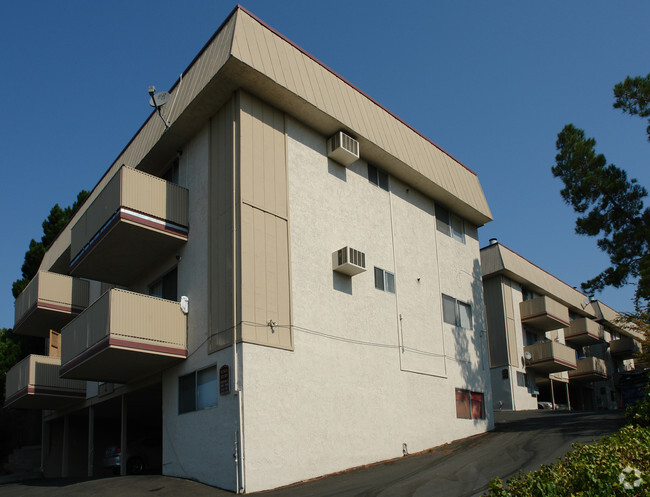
[327,131,359,166]
[332,247,366,276]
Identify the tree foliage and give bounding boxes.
[12,190,89,298]
[613,74,650,141]
[0,328,21,401]
[552,75,650,309]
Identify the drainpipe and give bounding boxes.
[233,328,245,493]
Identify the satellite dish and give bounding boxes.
[524,351,532,361]
[149,91,171,108]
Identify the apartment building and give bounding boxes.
[481,241,643,412]
[4,6,495,493]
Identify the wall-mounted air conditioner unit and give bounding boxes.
[332,247,366,276]
[327,131,359,166]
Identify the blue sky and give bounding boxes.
[1,1,648,329]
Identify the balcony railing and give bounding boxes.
[13,271,89,337]
[568,357,608,382]
[69,166,189,285]
[520,296,570,331]
[524,340,577,374]
[60,289,187,383]
[609,337,642,360]
[4,355,86,410]
[564,317,604,346]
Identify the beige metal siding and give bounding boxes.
[482,244,594,317]
[61,289,187,367]
[5,355,85,401]
[230,10,491,224]
[208,100,237,352]
[14,272,90,325]
[570,357,607,379]
[483,277,508,367]
[237,92,292,350]
[524,341,577,371]
[239,204,292,349]
[520,296,569,328]
[70,166,189,260]
[503,279,519,367]
[565,317,604,341]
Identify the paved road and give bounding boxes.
[0,410,625,497]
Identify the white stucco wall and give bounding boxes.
[153,122,239,491]
[238,118,493,492]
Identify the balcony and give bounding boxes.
[520,296,570,331]
[69,166,189,285]
[524,340,577,374]
[569,357,608,382]
[60,289,187,383]
[4,355,85,410]
[564,317,604,346]
[609,337,642,360]
[14,271,89,337]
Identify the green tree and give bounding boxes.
[552,76,650,309]
[613,73,650,141]
[12,190,89,298]
[0,328,21,401]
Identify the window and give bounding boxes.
[162,158,180,184]
[368,164,389,191]
[149,267,178,301]
[442,294,472,329]
[435,204,465,243]
[179,366,219,414]
[455,389,485,419]
[374,267,395,293]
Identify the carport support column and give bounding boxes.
[120,395,127,476]
[88,406,95,477]
[565,382,571,411]
[62,415,70,477]
[550,378,556,410]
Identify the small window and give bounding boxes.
[456,389,485,419]
[374,267,395,294]
[149,267,178,301]
[435,205,451,235]
[162,158,180,184]
[179,366,219,414]
[442,294,472,329]
[368,164,389,191]
[435,204,465,244]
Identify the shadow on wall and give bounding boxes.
[453,257,490,423]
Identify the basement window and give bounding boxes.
[455,389,485,419]
[179,365,219,414]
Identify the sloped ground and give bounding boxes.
[0,410,625,497]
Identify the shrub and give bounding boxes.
[484,424,650,497]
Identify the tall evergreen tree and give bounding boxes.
[12,190,89,298]
[552,76,650,309]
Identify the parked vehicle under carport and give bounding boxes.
[102,435,162,475]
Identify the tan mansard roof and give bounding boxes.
[41,5,492,273]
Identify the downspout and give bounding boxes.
[232,94,245,494]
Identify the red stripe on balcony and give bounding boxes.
[108,337,187,357]
[521,313,570,327]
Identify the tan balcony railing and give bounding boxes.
[60,289,187,383]
[609,337,642,360]
[520,296,570,331]
[564,317,604,346]
[13,271,89,337]
[569,357,608,382]
[4,355,85,410]
[524,340,577,374]
[69,166,189,285]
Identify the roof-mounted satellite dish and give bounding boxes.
[524,351,532,361]
[149,91,171,108]
[148,85,171,130]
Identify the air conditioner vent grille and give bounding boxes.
[327,131,360,167]
[333,246,366,276]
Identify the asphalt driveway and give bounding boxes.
[0,410,625,497]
